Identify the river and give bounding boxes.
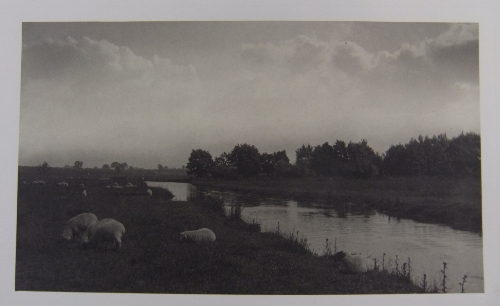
[146,181,484,293]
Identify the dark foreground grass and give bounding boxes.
[16,177,420,294]
[193,176,482,233]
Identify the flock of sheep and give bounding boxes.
[61,212,217,251]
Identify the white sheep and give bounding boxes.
[333,251,373,273]
[146,189,153,196]
[83,220,125,250]
[180,228,216,243]
[82,190,87,197]
[105,185,111,189]
[61,213,98,242]
[80,218,116,244]
[58,182,69,187]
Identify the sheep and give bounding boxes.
[82,220,125,250]
[58,182,69,187]
[80,218,116,245]
[105,185,111,189]
[180,228,216,243]
[333,251,373,273]
[125,182,136,188]
[61,213,98,242]
[79,183,85,188]
[146,189,153,196]
[82,190,87,197]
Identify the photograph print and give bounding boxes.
[16,21,482,294]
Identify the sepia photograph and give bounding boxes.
[1,1,499,306]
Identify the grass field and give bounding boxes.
[15,173,421,294]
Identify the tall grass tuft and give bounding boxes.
[282,229,311,253]
[323,238,332,256]
[420,274,428,293]
[228,200,244,220]
[459,274,467,293]
[440,262,447,293]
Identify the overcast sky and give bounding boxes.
[19,22,479,169]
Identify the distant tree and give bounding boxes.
[383,144,411,176]
[73,161,83,169]
[186,149,214,177]
[129,166,134,170]
[63,165,71,169]
[295,144,314,165]
[228,144,262,178]
[36,161,51,174]
[310,142,335,176]
[211,152,236,179]
[93,166,98,169]
[261,150,291,177]
[158,164,163,171]
[333,140,349,163]
[346,140,381,179]
[294,144,314,177]
[103,164,110,169]
[110,161,128,174]
[447,132,481,176]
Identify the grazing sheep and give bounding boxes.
[58,182,69,187]
[82,190,87,197]
[105,185,111,189]
[81,218,116,244]
[146,189,153,196]
[83,220,125,250]
[333,251,373,273]
[61,213,98,242]
[125,182,136,188]
[180,228,216,243]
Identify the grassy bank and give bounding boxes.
[192,176,482,233]
[16,176,420,294]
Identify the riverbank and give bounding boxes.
[15,177,420,294]
[192,176,482,233]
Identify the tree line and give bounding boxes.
[186,132,480,179]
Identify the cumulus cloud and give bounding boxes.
[20,36,202,167]
[19,23,480,168]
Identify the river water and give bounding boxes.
[146,181,484,293]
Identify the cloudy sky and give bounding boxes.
[19,22,479,169]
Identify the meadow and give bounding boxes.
[15,169,421,294]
